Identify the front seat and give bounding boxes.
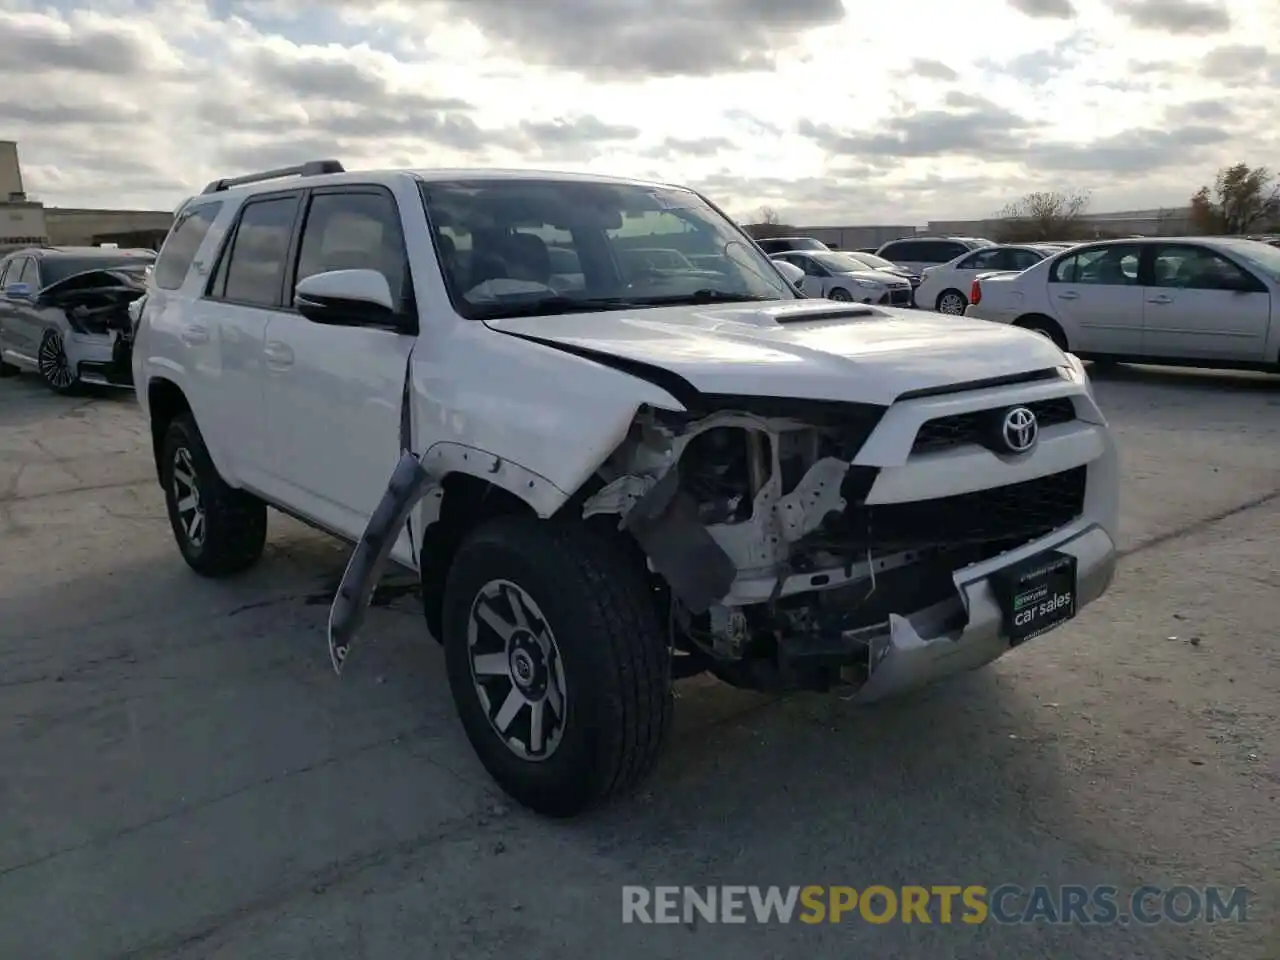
[502,233,552,286]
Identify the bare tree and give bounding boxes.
[1188,163,1280,235]
[994,190,1091,242]
[742,205,799,239]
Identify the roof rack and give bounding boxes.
[199,159,345,195]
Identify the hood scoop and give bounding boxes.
[771,307,879,324]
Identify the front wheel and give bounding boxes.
[829,287,853,302]
[442,516,672,817]
[37,330,79,394]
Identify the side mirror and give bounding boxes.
[773,260,804,284]
[294,269,403,329]
[4,282,32,300]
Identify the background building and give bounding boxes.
[0,140,174,253]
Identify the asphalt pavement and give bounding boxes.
[0,365,1277,959]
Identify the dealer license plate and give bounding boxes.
[992,550,1078,646]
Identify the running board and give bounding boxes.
[328,451,437,675]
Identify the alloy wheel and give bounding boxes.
[467,578,568,761]
[938,292,966,314]
[37,331,75,390]
[829,288,853,302]
[171,447,206,548]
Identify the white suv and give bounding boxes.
[133,160,1119,817]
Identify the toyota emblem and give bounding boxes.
[1001,406,1039,453]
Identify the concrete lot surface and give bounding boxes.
[1,366,1277,959]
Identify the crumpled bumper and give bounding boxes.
[849,523,1117,704]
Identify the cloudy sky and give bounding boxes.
[1,0,1277,225]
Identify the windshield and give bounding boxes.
[40,254,153,286]
[843,251,898,271]
[810,251,878,273]
[1220,238,1280,280]
[418,178,795,320]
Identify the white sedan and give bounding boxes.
[964,236,1280,369]
[914,243,1065,315]
[770,250,914,306]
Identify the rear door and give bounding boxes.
[261,185,418,545]
[1045,243,1144,353]
[195,191,303,492]
[1140,243,1271,362]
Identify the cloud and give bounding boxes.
[431,0,845,78]
[0,0,1272,224]
[797,96,1043,164]
[1111,0,1232,34]
[1200,43,1280,83]
[977,31,1098,86]
[1007,0,1077,18]
[909,59,959,82]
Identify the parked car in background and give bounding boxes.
[755,236,830,254]
[875,236,993,274]
[836,249,923,294]
[915,243,1065,315]
[0,246,154,393]
[964,236,1280,369]
[771,250,914,305]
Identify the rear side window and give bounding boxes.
[214,195,301,307]
[154,202,222,290]
[878,241,914,260]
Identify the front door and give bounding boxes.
[262,186,417,553]
[1044,243,1144,353]
[1,257,41,360]
[1140,243,1271,362]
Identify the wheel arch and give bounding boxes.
[1013,312,1069,351]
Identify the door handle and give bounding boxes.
[1146,295,1172,304]
[264,340,294,369]
[180,325,210,345]
[1056,291,1079,300]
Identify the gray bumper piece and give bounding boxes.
[328,451,437,675]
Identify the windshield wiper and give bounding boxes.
[472,297,643,320]
[623,290,782,306]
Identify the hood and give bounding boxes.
[483,299,1068,407]
[835,268,909,285]
[37,268,148,305]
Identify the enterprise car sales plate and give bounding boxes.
[992,550,1078,647]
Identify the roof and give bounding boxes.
[200,164,684,201]
[25,245,155,258]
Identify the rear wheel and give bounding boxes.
[1015,315,1068,351]
[829,287,853,302]
[37,330,78,395]
[936,289,967,314]
[442,516,672,817]
[160,413,267,577]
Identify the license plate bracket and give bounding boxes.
[991,550,1078,647]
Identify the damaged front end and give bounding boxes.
[580,399,1082,696]
[37,268,149,386]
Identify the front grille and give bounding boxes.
[912,397,1076,454]
[888,288,913,306]
[831,466,1087,549]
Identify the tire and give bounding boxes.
[160,413,267,577]
[829,287,853,302]
[442,515,672,818]
[37,329,79,395]
[936,289,967,314]
[1016,315,1069,351]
